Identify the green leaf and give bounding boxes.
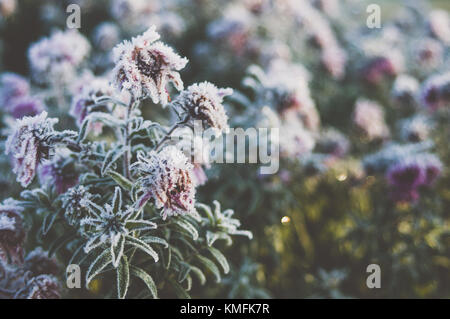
[111,235,125,268]
[126,220,158,232]
[130,265,158,299]
[168,277,191,299]
[101,145,128,176]
[86,249,112,289]
[173,219,199,241]
[196,255,221,283]
[196,203,215,226]
[107,171,133,191]
[112,187,122,215]
[116,255,130,299]
[178,262,192,283]
[141,236,168,248]
[206,231,220,247]
[207,247,230,274]
[125,235,159,262]
[189,266,206,285]
[42,210,60,235]
[77,118,90,143]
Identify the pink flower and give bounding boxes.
[112,26,188,104]
[5,112,58,187]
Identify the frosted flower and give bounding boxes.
[173,82,233,133]
[352,99,389,141]
[112,26,188,104]
[15,274,60,299]
[61,185,94,225]
[362,50,404,84]
[321,46,347,79]
[5,111,58,187]
[399,116,431,142]
[413,38,443,70]
[9,96,46,119]
[420,72,450,111]
[24,247,59,276]
[92,22,120,51]
[0,198,25,264]
[39,149,78,194]
[28,30,90,84]
[391,74,419,105]
[428,10,450,44]
[0,72,29,107]
[132,146,196,219]
[70,76,114,134]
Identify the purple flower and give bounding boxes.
[420,72,450,111]
[0,72,30,107]
[9,96,46,119]
[0,199,25,264]
[132,146,196,219]
[5,111,58,187]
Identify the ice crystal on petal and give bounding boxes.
[132,146,196,219]
[112,26,188,104]
[5,111,58,187]
[61,185,94,225]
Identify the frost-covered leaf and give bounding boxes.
[173,219,199,241]
[86,249,112,289]
[126,220,157,232]
[130,265,158,299]
[116,255,129,299]
[141,236,168,247]
[107,171,133,191]
[101,145,128,176]
[207,247,230,274]
[196,255,221,283]
[111,235,125,268]
[125,235,158,262]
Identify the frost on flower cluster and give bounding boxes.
[0,199,25,264]
[132,146,196,219]
[61,185,94,225]
[5,112,58,187]
[173,81,233,133]
[112,26,188,104]
[420,71,450,111]
[28,30,90,84]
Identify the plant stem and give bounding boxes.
[155,116,190,151]
[123,100,133,179]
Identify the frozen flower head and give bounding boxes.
[5,112,58,187]
[132,146,196,219]
[28,29,90,84]
[279,117,316,159]
[39,149,78,195]
[9,96,46,119]
[362,50,404,84]
[61,185,94,225]
[92,22,120,51]
[0,72,29,107]
[16,274,60,299]
[70,76,114,134]
[352,99,389,141]
[428,10,450,44]
[112,26,188,104]
[413,38,443,71]
[0,198,25,264]
[399,116,431,142]
[420,72,450,111]
[173,82,233,133]
[391,74,419,106]
[24,247,59,276]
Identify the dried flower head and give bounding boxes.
[28,30,90,84]
[112,26,188,104]
[132,146,196,219]
[5,111,58,187]
[0,198,25,264]
[173,82,233,133]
